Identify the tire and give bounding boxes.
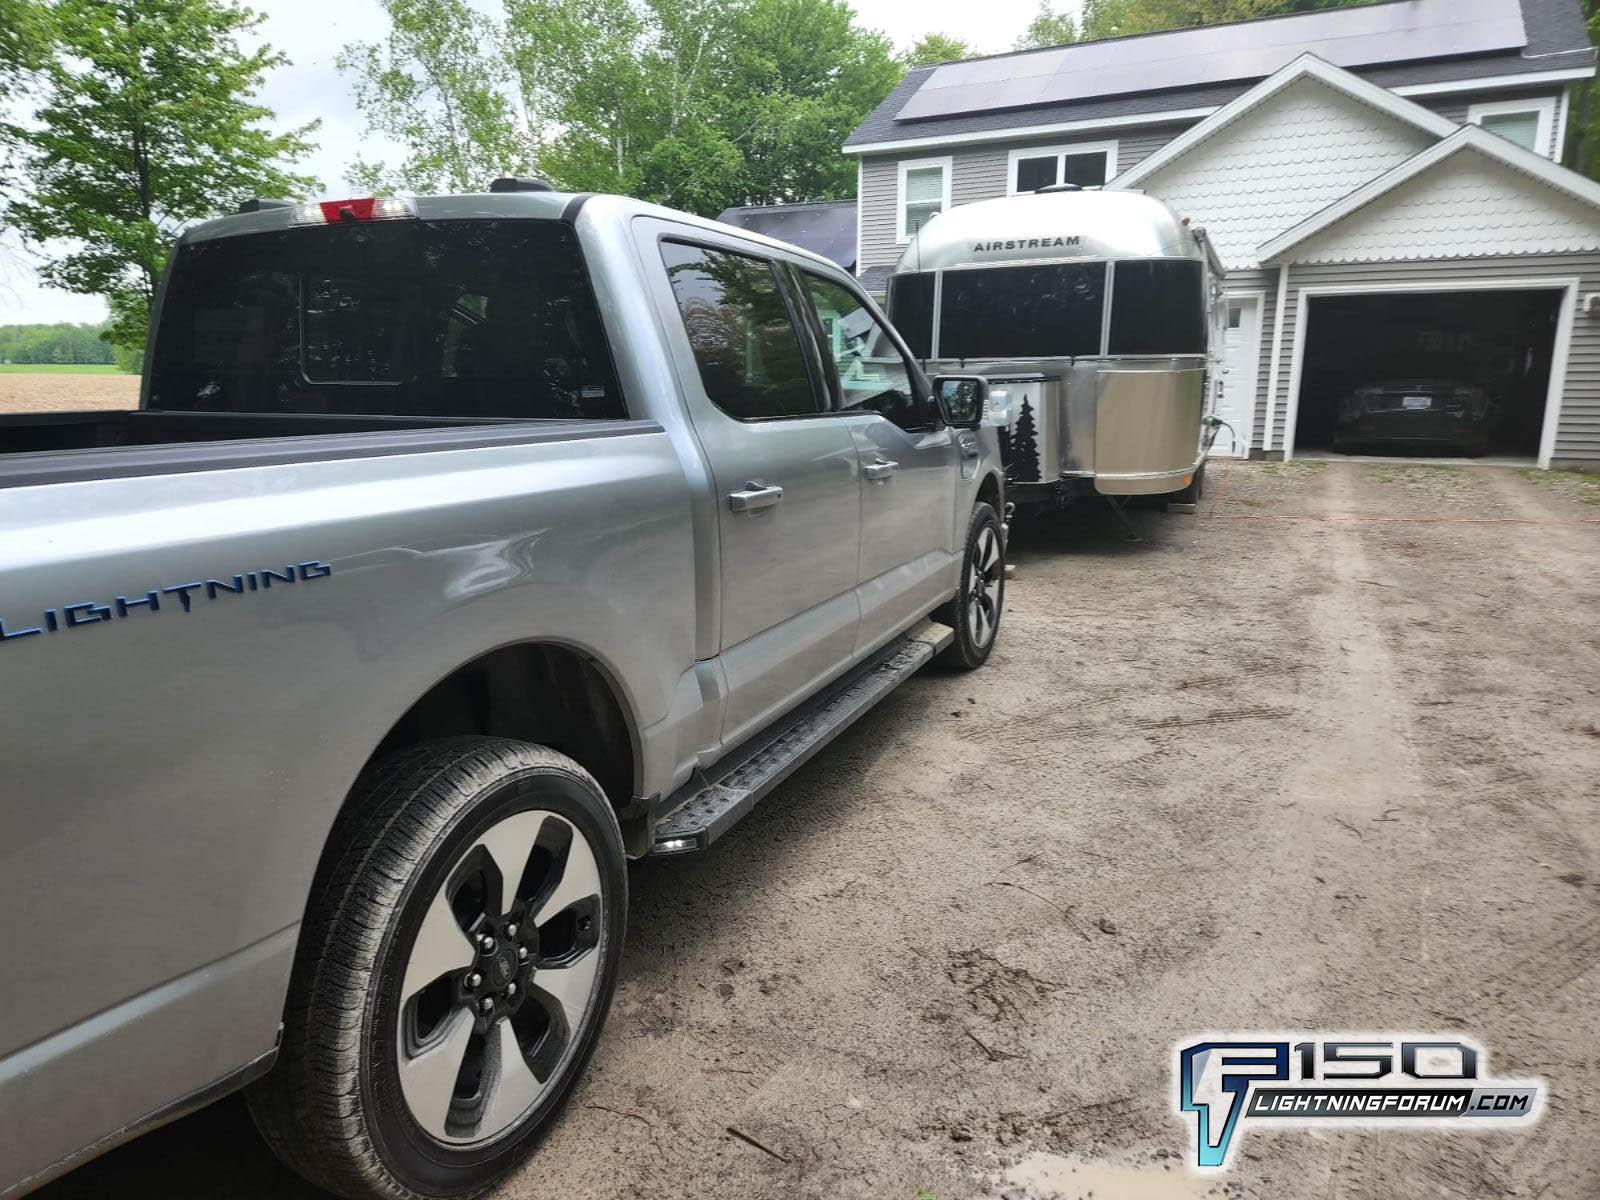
[1167,461,1206,505]
[248,737,627,1200]
[936,501,1005,670]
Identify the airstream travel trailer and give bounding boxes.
[886,189,1224,513]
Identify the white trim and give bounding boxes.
[854,159,864,278]
[1111,54,1458,190]
[841,68,1596,161]
[843,107,1219,157]
[1391,67,1595,99]
[1263,266,1290,452]
[1259,125,1600,264]
[1216,289,1267,456]
[1555,86,1573,165]
[895,155,953,245]
[1005,140,1120,195]
[1467,95,1558,158]
[1278,277,1578,470]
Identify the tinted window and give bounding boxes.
[799,272,927,431]
[150,220,623,420]
[1061,152,1109,188]
[1015,155,1057,193]
[885,272,934,360]
[660,241,817,420]
[1108,260,1206,355]
[939,264,1105,359]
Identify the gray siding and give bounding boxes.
[1262,254,1600,462]
[856,122,1200,273]
[1414,87,1566,159]
[1222,267,1280,450]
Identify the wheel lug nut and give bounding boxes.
[506,923,518,937]
[517,946,529,961]
[479,997,495,1014]
[466,972,482,989]
[506,982,517,996]
[479,935,496,953]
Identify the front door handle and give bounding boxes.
[863,459,899,482]
[728,481,784,513]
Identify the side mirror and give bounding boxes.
[933,375,988,430]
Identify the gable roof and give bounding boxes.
[1259,122,1600,261]
[715,200,858,269]
[1110,53,1457,190]
[844,0,1594,154]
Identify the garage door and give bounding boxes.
[1292,289,1560,460]
[1210,297,1257,459]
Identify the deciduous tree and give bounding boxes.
[4,0,317,352]
[903,33,972,67]
[340,0,534,194]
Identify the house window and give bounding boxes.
[897,156,953,243]
[1007,141,1119,194]
[1467,97,1557,157]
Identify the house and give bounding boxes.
[840,0,1600,469]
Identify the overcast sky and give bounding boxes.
[0,0,1066,325]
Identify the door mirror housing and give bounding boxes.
[933,375,988,430]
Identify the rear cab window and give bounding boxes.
[150,219,626,422]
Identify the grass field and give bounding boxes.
[0,363,124,374]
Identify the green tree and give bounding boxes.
[1572,0,1600,176]
[902,33,972,67]
[345,0,900,216]
[0,0,52,100]
[4,0,318,353]
[1018,0,1364,49]
[1016,3,1077,50]
[339,0,534,194]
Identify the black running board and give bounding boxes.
[648,622,955,856]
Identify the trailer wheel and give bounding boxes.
[1167,461,1206,507]
[248,737,626,1200]
[936,502,1005,670]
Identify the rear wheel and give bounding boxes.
[248,737,626,1200]
[936,502,1005,670]
[1166,461,1206,506]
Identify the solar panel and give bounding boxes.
[897,0,1527,121]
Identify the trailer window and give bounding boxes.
[939,264,1104,359]
[149,219,624,421]
[885,272,934,360]
[1108,260,1205,355]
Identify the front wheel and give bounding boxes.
[248,737,627,1200]
[936,502,1005,670]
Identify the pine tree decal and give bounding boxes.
[1010,397,1041,482]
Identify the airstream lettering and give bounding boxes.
[889,190,1223,513]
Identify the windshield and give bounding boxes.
[148,219,625,421]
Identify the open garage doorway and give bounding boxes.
[1291,288,1563,462]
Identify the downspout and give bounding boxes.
[1262,263,1291,457]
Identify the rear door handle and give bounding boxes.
[728,481,784,513]
[863,459,898,482]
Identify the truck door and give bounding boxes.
[788,268,960,657]
[652,236,862,748]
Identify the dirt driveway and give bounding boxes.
[39,460,1600,1200]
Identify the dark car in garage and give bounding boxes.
[1333,378,1500,456]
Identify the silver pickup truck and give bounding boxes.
[0,185,1006,1199]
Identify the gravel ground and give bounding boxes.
[36,460,1600,1200]
[0,372,138,413]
